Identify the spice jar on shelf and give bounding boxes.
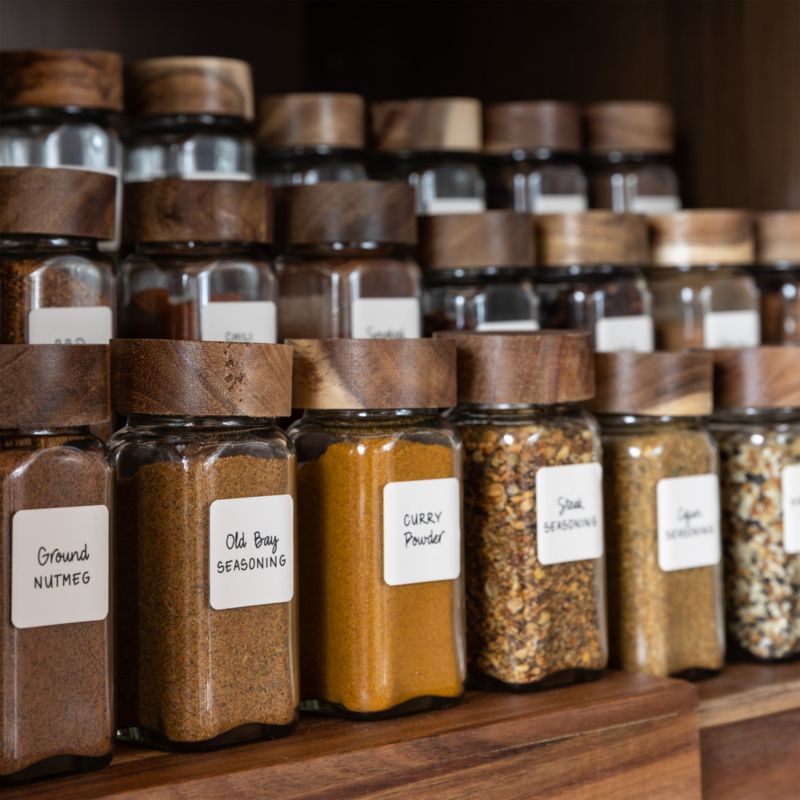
[647,210,760,349]
[370,98,485,215]
[124,57,254,183]
[484,101,588,213]
[533,211,654,351]
[0,166,116,344]
[595,351,725,679]
[119,178,277,342]
[277,181,421,340]
[711,347,800,661]
[420,211,539,334]
[441,331,607,690]
[752,212,800,344]
[288,337,465,718]
[585,101,680,213]
[111,339,298,750]
[0,345,112,785]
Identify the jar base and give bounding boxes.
[727,641,800,664]
[0,751,112,787]
[469,667,604,693]
[302,692,463,720]
[670,666,722,682]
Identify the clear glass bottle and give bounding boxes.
[484,101,587,213]
[369,98,485,215]
[595,352,725,679]
[420,211,539,334]
[0,344,112,785]
[110,339,298,751]
[277,181,421,339]
[534,211,653,351]
[119,179,277,342]
[288,338,465,718]
[0,167,116,344]
[647,210,760,349]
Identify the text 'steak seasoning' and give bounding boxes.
[288,337,465,717]
[0,345,113,785]
[594,352,725,678]
[110,338,298,750]
[440,331,608,689]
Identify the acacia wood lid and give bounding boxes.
[126,56,254,119]
[256,93,365,149]
[593,352,713,416]
[585,101,674,155]
[286,181,416,245]
[435,331,593,405]
[111,339,292,417]
[0,49,123,111]
[484,101,581,154]
[371,98,482,153]
[0,167,116,239]
[756,212,800,265]
[0,345,109,428]
[712,347,800,410]
[419,212,534,269]
[123,179,272,243]
[290,338,456,410]
[648,210,754,267]
[534,211,647,267]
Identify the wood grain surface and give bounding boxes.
[712,347,800,411]
[484,101,581,155]
[585,100,674,154]
[756,211,800,265]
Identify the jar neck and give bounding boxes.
[285,241,410,259]
[126,113,251,137]
[301,408,438,424]
[534,263,642,278]
[123,414,274,430]
[0,106,118,128]
[712,407,800,424]
[590,151,674,166]
[646,263,748,275]
[598,413,705,428]
[257,144,364,160]
[0,235,100,254]
[485,148,581,165]
[425,265,530,284]
[0,425,95,438]
[135,241,263,257]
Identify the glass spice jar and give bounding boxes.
[0,345,112,785]
[369,98,486,215]
[711,347,800,661]
[594,351,725,679]
[647,210,760,349]
[483,101,588,213]
[110,339,298,750]
[441,331,607,691]
[0,167,116,344]
[533,211,654,351]
[752,211,800,344]
[288,338,465,718]
[119,179,277,343]
[420,211,539,335]
[124,57,255,183]
[585,101,681,213]
[277,181,421,340]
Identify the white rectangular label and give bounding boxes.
[200,301,277,344]
[28,306,112,344]
[536,463,604,565]
[657,474,721,571]
[209,495,294,610]
[476,319,540,332]
[12,505,109,629]
[351,298,421,339]
[631,195,681,214]
[595,315,654,353]
[781,465,800,554]
[532,194,588,213]
[383,477,461,586]
[425,197,486,215]
[703,310,761,348]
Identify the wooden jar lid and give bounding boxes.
[111,340,292,418]
[756,212,800,265]
[435,331,594,405]
[585,101,675,155]
[484,101,581,155]
[0,167,116,239]
[0,49,123,111]
[256,93,365,149]
[286,181,416,245]
[593,352,713,416]
[534,211,648,267]
[0,345,109,428]
[419,212,534,270]
[126,56,254,120]
[371,98,482,153]
[648,210,754,267]
[123,179,272,244]
[290,338,456,410]
[713,347,800,410]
